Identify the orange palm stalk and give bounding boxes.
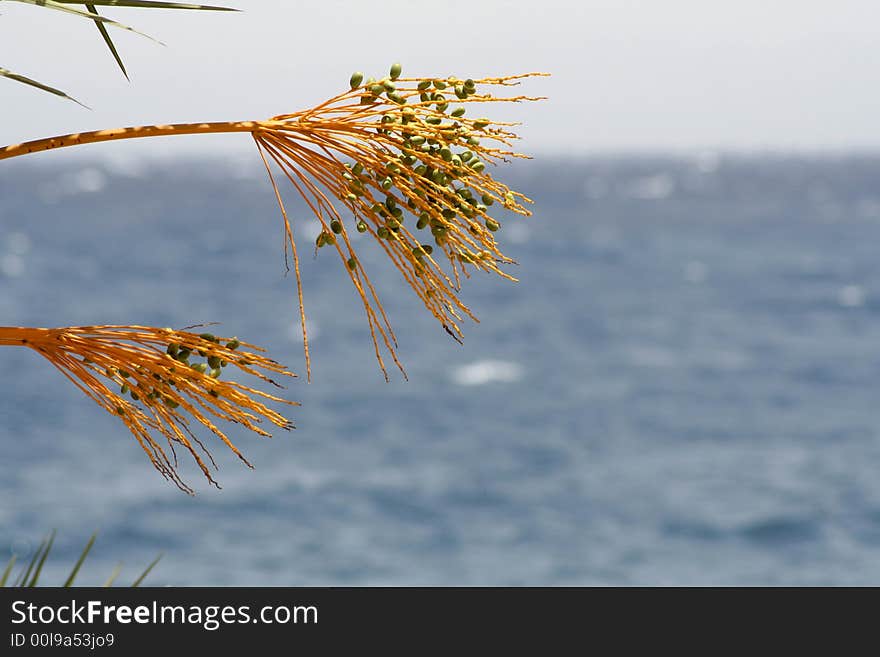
[1,67,547,380]
[0,325,296,494]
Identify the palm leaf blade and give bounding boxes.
[87,4,129,79]
[0,67,88,106]
[54,0,237,9]
[10,0,162,43]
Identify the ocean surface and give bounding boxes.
[3,152,880,585]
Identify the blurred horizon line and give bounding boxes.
[7,144,880,168]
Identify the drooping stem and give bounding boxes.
[0,121,261,160]
[0,326,42,345]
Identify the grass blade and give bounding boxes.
[0,555,16,587]
[27,530,56,587]
[62,532,98,587]
[130,553,162,587]
[14,538,45,587]
[87,4,129,80]
[102,563,123,587]
[0,67,89,107]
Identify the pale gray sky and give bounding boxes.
[2,0,879,157]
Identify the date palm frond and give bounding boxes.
[0,68,547,381]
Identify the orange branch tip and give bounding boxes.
[0,325,297,494]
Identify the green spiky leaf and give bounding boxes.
[76,2,236,80]
[0,67,89,106]
[87,4,129,80]
[4,0,237,98]
[55,0,236,9]
[78,1,239,80]
[9,0,163,43]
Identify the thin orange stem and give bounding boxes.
[0,326,46,345]
[0,121,263,160]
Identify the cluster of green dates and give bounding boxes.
[316,63,507,262]
[111,333,239,411]
[166,333,239,381]
[350,62,405,105]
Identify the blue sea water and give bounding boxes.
[3,152,880,585]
